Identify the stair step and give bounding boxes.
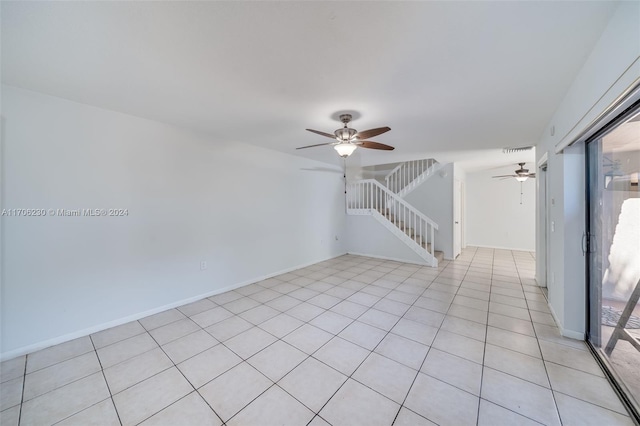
[373,197,440,264]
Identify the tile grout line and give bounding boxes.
[86,335,122,426]
[475,247,491,426]
[268,258,448,424]
[513,249,564,426]
[141,318,229,426]
[17,351,27,426]
[258,261,423,422]
[215,255,407,424]
[6,251,565,426]
[18,341,121,425]
[471,248,498,425]
[189,257,411,424]
[388,252,476,425]
[1,255,405,425]
[474,249,552,426]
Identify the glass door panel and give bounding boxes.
[587,106,640,415]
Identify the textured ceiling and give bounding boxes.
[1,1,618,170]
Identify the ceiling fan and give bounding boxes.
[493,162,536,182]
[297,114,394,158]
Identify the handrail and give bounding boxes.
[385,162,405,180]
[350,179,439,229]
[384,159,437,195]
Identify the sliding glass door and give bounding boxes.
[587,103,640,415]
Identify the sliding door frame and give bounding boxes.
[584,99,640,423]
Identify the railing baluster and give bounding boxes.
[404,205,407,234]
[369,182,372,211]
[430,226,434,257]
[346,179,438,265]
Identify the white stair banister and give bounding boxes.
[384,159,439,197]
[346,179,439,266]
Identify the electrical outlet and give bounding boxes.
[200,261,207,271]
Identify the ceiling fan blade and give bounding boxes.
[296,142,336,150]
[492,174,517,178]
[357,141,395,151]
[528,173,536,178]
[356,127,391,140]
[306,129,336,139]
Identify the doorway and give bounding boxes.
[454,179,463,258]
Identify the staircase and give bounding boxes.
[346,179,442,267]
[384,159,441,198]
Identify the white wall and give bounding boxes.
[404,163,454,259]
[536,1,640,338]
[0,85,347,358]
[345,215,429,265]
[466,165,535,251]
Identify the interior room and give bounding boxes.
[1,1,639,425]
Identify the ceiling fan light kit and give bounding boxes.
[334,143,358,158]
[297,113,394,158]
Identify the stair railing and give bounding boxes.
[347,179,438,264]
[384,159,437,195]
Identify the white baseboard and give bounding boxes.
[347,252,430,267]
[548,302,563,331]
[547,301,585,341]
[467,244,535,252]
[0,252,348,361]
[533,275,548,289]
[561,328,585,340]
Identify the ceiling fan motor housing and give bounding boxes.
[335,127,358,142]
[516,162,529,175]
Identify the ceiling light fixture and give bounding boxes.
[492,163,536,182]
[297,114,394,158]
[334,143,357,158]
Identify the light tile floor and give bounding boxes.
[0,248,635,425]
